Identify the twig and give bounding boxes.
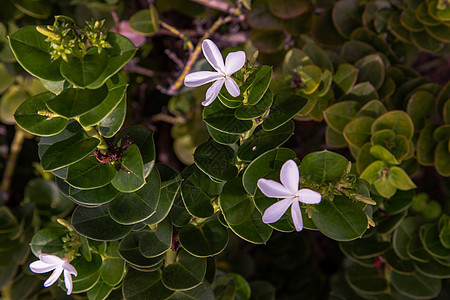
[160,21,194,51]
[151,113,185,124]
[190,0,240,15]
[166,15,232,95]
[1,128,25,203]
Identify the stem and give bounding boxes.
[1,128,25,203]
[160,21,194,51]
[165,249,177,266]
[190,0,241,15]
[81,125,108,150]
[166,15,232,95]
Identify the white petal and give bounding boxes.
[184,71,222,87]
[202,79,224,106]
[44,266,63,287]
[39,254,64,266]
[225,51,246,75]
[63,262,77,276]
[224,78,240,97]
[257,178,293,198]
[29,261,57,274]
[298,189,322,204]
[262,198,294,224]
[64,270,74,295]
[291,200,304,232]
[202,39,225,73]
[280,160,299,194]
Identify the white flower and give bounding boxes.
[257,160,321,231]
[184,39,246,106]
[29,253,78,295]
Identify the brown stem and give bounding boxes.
[1,128,25,202]
[160,21,194,51]
[166,15,232,96]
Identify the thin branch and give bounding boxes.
[190,0,240,15]
[160,21,194,51]
[1,128,25,203]
[166,16,232,95]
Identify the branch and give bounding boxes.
[190,0,240,15]
[1,128,25,203]
[166,15,232,95]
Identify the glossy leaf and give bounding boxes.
[72,205,133,241]
[324,101,360,133]
[14,92,68,136]
[247,65,272,105]
[99,95,127,138]
[299,150,349,184]
[262,94,308,131]
[111,144,145,192]
[194,140,238,182]
[66,156,117,190]
[219,178,255,225]
[203,100,252,134]
[8,26,63,81]
[178,218,229,257]
[46,85,108,118]
[140,217,172,258]
[161,249,206,290]
[109,166,160,225]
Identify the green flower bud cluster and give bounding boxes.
[36,16,111,62]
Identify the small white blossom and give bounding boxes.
[257,160,322,231]
[29,253,77,295]
[184,39,246,106]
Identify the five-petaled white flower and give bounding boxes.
[257,160,322,231]
[29,253,77,295]
[184,39,246,106]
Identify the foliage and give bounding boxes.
[0,0,449,299]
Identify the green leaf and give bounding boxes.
[144,164,181,225]
[8,26,63,81]
[100,243,125,286]
[129,6,160,36]
[122,269,171,300]
[111,144,146,192]
[383,249,415,274]
[41,131,99,171]
[219,178,255,225]
[282,48,312,73]
[86,33,137,89]
[109,166,160,225]
[242,148,296,195]
[194,140,238,182]
[119,232,164,268]
[161,249,206,291]
[393,217,421,260]
[72,205,133,241]
[60,48,108,88]
[372,111,414,140]
[388,166,416,190]
[299,65,322,94]
[115,126,156,177]
[227,209,272,244]
[46,85,108,118]
[374,176,397,198]
[332,0,362,38]
[237,120,294,162]
[70,254,102,293]
[262,94,308,131]
[235,89,273,120]
[324,101,360,133]
[333,64,359,94]
[299,150,349,185]
[140,217,172,258]
[303,42,334,72]
[267,0,309,19]
[326,126,348,148]
[66,156,117,190]
[99,94,127,138]
[311,196,368,241]
[346,82,379,104]
[30,227,67,257]
[180,164,221,219]
[421,224,450,259]
[79,74,128,126]
[87,279,113,300]
[390,270,441,299]
[178,218,229,257]
[247,65,272,105]
[406,91,434,131]
[207,125,240,145]
[343,116,374,148]
[65,182,119,206]
[345,263,388,294]
[14,92,68,136]
[383,190,414,215]
[435,140,450,176]
[370,145,399,165]
[203,99,252,134]
[414,259,450,279]
[250,29,284,53]
[354,54,385,90]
